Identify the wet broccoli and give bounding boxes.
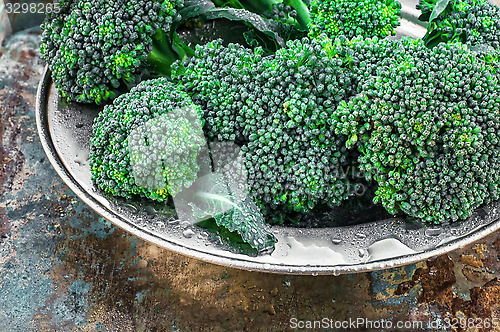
[308,0,402,39]
[90,77,206,201]
[172,38,365,218]
[418,0,500,48]
[41,0,184,104]
[90,77,276,251]
[210,0,402,41]
[333,39,500,223]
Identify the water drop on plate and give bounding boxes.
[182,229,195,238]
[424,228,443,237]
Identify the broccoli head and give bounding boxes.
[308,0,401,39]
[418,0,500,48]
[172,38,365,218]
[90,77,206,201]
[334,39,500,223]
[41,0,183,104]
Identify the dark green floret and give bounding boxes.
[333,40,500,224]
[418,0,500,48]
[90,77,206,201]
[41,0,184,104]
[172,38,365,218]
[90,77,276,251]
[308,0,402,39]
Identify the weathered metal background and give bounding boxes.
[2,23,500,332]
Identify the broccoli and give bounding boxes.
[308,0,402,39]
[172,38,365,219]
[90,77,207,201]
[41,0,305,105]
[40,0,185,104]
[90,77,275,251]
[99,34,500,226]
[418,0,500,48]
[333,39,500,224]
[210,0,402,41]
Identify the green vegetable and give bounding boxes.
[41,0,185,104]
[40,0,288,105]
[90,77,275,251]
[333,39,500,224]
[308,0,401,39]
[185,172,276,252]
[418,0,500,48]
[211,0,311,32]
[80,0,500,247]
[90,77,206,201]
[172,38,366,222]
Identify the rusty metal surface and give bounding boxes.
[3,28,500,331]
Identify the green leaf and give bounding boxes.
[429,0,451,23]
[201,7,285,47]
[187,173,276,252]
[196,218,260,256]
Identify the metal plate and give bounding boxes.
[35,0,500,274]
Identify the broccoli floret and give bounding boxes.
[90,77,276,251]
[308,0,401,39]
[41,0,184,104]
[90,77,206,201]
[172,38,364,218]
[334,39,500,224]
[418,0,500,48]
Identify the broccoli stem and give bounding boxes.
[284,0,311,30]
[148,30,183,76]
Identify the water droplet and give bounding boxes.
[263,263,271,269]
[182,229,195,238]
[124,203,139,213]
[331,238,342,245]
[179,220,191,228]
[358,249,366,257]
[424,228,443,237]
[75,123,84,128]
[356,233,366,239]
